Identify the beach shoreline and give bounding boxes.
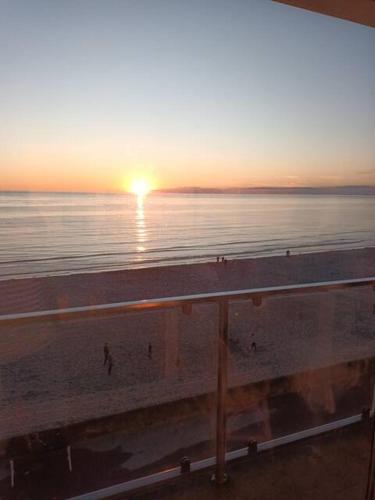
[1,244,373,283]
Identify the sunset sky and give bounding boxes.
[1,0,374,193]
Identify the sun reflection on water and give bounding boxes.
[135,195,147,257]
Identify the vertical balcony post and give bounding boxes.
[365,412,375,500]
[365,380,375,500]
[10,459,15,488]
[214,299,229,484]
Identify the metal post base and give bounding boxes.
[210,472,229,485]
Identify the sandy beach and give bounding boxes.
[0,248,374,441]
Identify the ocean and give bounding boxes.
[0,191,374,280]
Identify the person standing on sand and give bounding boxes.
[103,343,109,365]
[148,342,152,359]
[251,341,257,352]
[108,354,113,375]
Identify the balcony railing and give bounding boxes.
[1,276,375,499]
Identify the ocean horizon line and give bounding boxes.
[1,185,375,197]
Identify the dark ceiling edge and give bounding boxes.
[273,0,375,28]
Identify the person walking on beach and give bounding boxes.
[148,342,153,359]
[251,341,257,352]
[107,354,113,375]
[286,250,290,257]
[103,343,109,365]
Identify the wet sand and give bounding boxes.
[0,248,374,440]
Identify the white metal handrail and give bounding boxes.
[0,276,374,325]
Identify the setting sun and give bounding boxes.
[129,178,152,197]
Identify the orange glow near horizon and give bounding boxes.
[1,152,374,194]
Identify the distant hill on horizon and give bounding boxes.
[157,185,375,196]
